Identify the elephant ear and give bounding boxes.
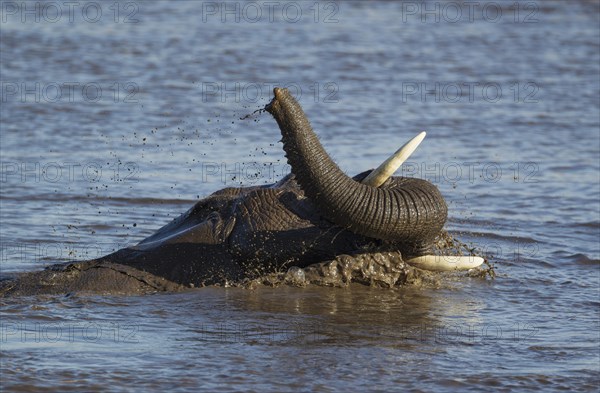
[134,208,236,250]
[265,88,447,246]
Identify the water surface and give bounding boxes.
[1,1,599,391]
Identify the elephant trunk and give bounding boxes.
[265,88,447,246]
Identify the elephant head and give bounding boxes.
[0,88,483,296]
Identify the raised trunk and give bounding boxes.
[265,88,447,247]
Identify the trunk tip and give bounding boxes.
[265,87,287,113]
[273,87,285,97]
[273,87,289,102]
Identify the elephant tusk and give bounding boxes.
[405,255,484,271]
[362,131,427,187]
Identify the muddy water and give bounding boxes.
[1,1,599,391]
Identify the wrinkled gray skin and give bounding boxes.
[1,88,448,296]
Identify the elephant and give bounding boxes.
[0,88,483,296]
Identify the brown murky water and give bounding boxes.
[1,1,599,391]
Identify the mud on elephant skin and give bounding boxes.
[1,88,483,296]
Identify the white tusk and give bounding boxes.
[362,131,427,187]
[405,255,485,272]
